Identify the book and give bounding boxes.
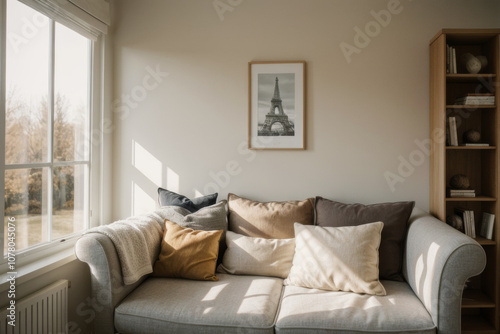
[480,212,495,240]
[454,207,468,234]
[455,96,495,105]
[446,44,451,74]
[469,210,476,238]
[465,143,490,147]
[449,189,476,198]
[450,193,476,198]
[448,117,458,146]
[452,47,457,74]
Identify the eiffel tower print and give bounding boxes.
[258,77,295,136]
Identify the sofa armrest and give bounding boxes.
[75,233,147,334]
[403,208,486,334]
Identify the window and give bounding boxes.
[2,0,96,259]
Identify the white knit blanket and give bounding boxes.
[86,209,170,285]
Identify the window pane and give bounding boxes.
[52,165,88,239]
[54,23,90,162]
[5,0,50,164]
[4,168,50,253]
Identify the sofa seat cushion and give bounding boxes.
[115,274,283,334]
[275,280,435,334]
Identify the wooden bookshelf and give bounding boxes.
[430,29,500,334]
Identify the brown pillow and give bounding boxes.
[227,193,314,239]
[153,219,223,281]
[315,197,415,281]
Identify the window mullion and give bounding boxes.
[47,18,55,243]
[86,40,93,230]
[0,0,7,259]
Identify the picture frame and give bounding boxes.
[248,61,306,150]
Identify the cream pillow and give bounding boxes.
[285,222,386,295]
[217,231,295,278]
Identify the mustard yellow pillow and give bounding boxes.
[153,219,223,281]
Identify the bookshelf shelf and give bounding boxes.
[446,146,497,150]
[446,196,497,202]
[430,29,500,334]
[447,73,496,82]
[462,315,496,333]
[463,289,496,308]
[446,105,496,109]
[474,236,497,246]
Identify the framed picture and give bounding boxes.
[248,61,306,150]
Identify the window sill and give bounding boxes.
[0,245,76,292]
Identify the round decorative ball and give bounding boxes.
[447,214,464,231]
[463,129,481,143]
[450,174,470,189]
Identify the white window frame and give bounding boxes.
[0,0,105,274]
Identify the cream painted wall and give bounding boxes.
[111,0,500,219]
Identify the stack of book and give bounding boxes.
[455,207,476,238]
[447,44,457,74]
[449,189,476,198]
[455,93,495,105]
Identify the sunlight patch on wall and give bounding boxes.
[132,182,156,216]
[132,140,162,186]
[166,167,180,193]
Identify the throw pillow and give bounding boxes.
[227,193,314,239]
[157,187,217,212]
[158,201,228,262]
[217,231,295,278]
[153,220,223,281]
[315,197,415,281]
[285,222,386,295]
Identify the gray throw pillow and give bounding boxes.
[315,197,415,281]
[157,187,217,213]
[158,200,228,262]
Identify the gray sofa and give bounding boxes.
[75,208,485,334]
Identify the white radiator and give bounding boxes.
[1,279,69,334]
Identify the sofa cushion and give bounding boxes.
[152,220,223,281]
[228,193,314,238]
[217,231,295,278]
[115,274,283,334]
[285,222,386,295]
[158,187,217,212]
[159,201,228,262]
[276,280,435,334]
[315,197,415,281]
[159,200,227,233]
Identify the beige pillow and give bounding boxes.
[227,193,314,239]
[285,222,386,295]
[153,220,223,281]
[217,231,295,278]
